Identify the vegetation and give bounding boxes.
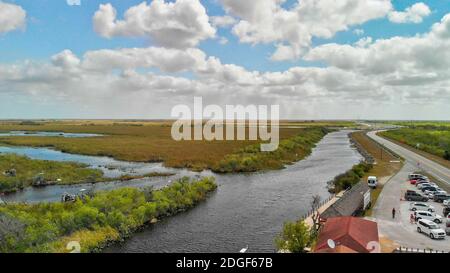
[213,128,329,173]
[380,127,450,161]
[0,154,105,194]
[275,220,314,253]
[350,131,403,216]
[117,172,175,182]
[329,162,373,193]
[0,154,175,194]
[0,177,217,253]
[0,121,333,172]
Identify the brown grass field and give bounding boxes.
[0,120,354,171]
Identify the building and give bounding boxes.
[314,217,380,253]
[321,182,371,219]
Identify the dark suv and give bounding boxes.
[433,193,450,203]
[405,190,429,202]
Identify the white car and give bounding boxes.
[425,189,445,197]
[410,203,435,212]
[444,199,450,206]
[417,219,446,240]
[418,183,436,190]
[414,211,444,224]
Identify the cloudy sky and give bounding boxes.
[0,0,449,120]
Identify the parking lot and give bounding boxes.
[372,162,450,252]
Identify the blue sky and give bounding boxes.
[0,0,450,119]
[1,0,447,71]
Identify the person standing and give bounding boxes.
[392,208,396,219]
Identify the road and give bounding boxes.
[367,131,450,252]
[368,131,450,184]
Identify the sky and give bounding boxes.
[0,0,449,120]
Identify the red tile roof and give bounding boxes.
[314,217,379,253]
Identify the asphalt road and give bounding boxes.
[367,131,450,252]
[367,131,450,184]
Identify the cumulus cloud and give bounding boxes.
[219,0,393,61]
[93,0,216,48]
[305,13,450,89]
[388,2,431,24]
[0,1,26,34]
[211,15,237,28]
[1,1,450,119]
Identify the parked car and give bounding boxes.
[433,193,450,203]
[368,176,378,188]
[405,191,429,202]
[409,173,427,180]
[417,219,446,239]
[422,186,440,193]
[424,188,443,195]
[418,183,435,190]
[414,211,443,224]
[410,202,435,212]
[444,207,450,217]
[444,199,450,206]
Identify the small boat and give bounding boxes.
[239,245,249,253]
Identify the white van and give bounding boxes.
[368,176,378,188]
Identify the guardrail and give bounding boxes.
[395,247,449,254]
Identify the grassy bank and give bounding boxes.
[0,154,174,194]
[0,177,217,253]
[212,128,329,173]
[0,121,332,172]
[350,132,403,216]
[0,154,105,193]
[329,162,373,193]
[380,125,450,162]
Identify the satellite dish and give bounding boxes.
[327,239,336,249]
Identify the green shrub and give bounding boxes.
[0,176,217,253]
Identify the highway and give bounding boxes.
[367,131,450,252]
[368,131,450,184]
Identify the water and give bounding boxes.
[1,130,362,252]
[0,146,179,178]
[104,130,362,253]
[0,146,202,203]
[0,131,102,138]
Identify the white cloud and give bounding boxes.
[93,0,216,48]
[219,0,393,61]
[388,2,431,24]
[354,37,373,48]
[211,15,237,28]
[305,13,450,85]
[353,29,365,36]
[0,1,26,34]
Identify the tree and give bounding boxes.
[310,195,322,237]
[444,150,450,161]
[275,220,312,253]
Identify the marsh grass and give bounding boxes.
[0,154,104,193]
[0,121,337,172]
